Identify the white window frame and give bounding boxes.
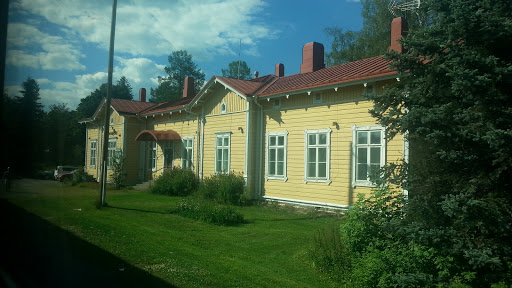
[107,138,117,169]
[182,136,194,170]
[89,140,97,168]
[304,128,332,184]
[266,131,288,181]
[351,125,386,187]
[149,141,157,172]
[215,132,231,174]
[163,141,174,169]
[220,102,227,114]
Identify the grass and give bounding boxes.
[7,180,343,287]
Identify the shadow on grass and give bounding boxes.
[107,205,170,215]
[0,200,177,288]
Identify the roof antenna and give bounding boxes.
[388,0,421,23]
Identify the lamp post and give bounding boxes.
[100,0,117,206]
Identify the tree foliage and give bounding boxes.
[75,76,133,119]
[363,0,512,286]
[150,50,205,103]
[325,0,425,65]
[221,60,251,80]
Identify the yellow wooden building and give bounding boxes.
[80,17,408,208]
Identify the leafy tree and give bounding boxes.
[221,60,251,80]
[325,0,425,65]
[14,77,45,175]
[366,0,512,285]
[76,76,133,119]
[43,104,83,166]
[150,50,205,103]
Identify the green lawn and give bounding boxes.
[8,180,343,287]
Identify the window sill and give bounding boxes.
[303,178,332,185]
[266,176,288,182]
[353,181,377,188]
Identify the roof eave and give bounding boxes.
[258,72,404,99]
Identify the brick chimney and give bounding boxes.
[182,76,195,98]
[300,42,325,74]
[389,17,408,53]
[275,63,284,77]
[139,88,146,102]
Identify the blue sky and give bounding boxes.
[5,0,363,111]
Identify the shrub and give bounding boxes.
[110,150,126,190]
[72,167,93,186]
[197,173,248,205]
[310,226,351,282]
[174,198,245,226]
[151,168,199,196]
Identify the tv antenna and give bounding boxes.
[388,0,420,17]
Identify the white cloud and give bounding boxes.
[6,23,85,70]
[14,0,275,60]
[114,57,165,88]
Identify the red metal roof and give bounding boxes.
[140,95,193,116]
[111,98,156,115]
[135,129,181,141]
[256,55,396,97]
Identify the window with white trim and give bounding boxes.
[182,137,194,170]
[163,141,173,168]
[89,140,97,168]
[107,139,117,168]
[266,131,288,181]
[148,141,157,171]
[304,128,331,183]
[352,125,386,186]
[220,102,227,114]
[215,133,231,173]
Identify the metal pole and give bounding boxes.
[100,0,117,206]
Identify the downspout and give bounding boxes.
[244,101,249,182]
[200,105,205,181]
[252,96,264,197]
[186,108,200,176]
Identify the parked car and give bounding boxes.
[54,166,78,182]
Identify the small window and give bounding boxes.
[220,102,227,114]
[304,128,332,184]
[313,93,322,104]
[182,137,194,170]
[89,141,97,168]
[365,85,374,94]
[274,99,281,108]
[266,132,288,181]
[110,117,114,124]
[352,125,386,187]
[107,139,117,168]
[215,133,231,173]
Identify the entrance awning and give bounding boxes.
[135,130,181,141]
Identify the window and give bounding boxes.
[352,126,385,186]
[313,93,322,104]
[182,137,194,169]
[266,132,288,181]
[110,117,114,124]
[273,99,281,108]
[304,128,331,183]
[89,140,97,168]
[220,102,227,114]
[107,139,117,168]
[215,133,231,173]
[163,141,173,168]
[148,141,157,171]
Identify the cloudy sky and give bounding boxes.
[5,0,363,111]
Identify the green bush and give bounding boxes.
[197,173,248,205]
[151,168,199,196]
[174,198,245,226]
[110,150,126,190]
[310,226,351,282]
[72,167,93,186]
